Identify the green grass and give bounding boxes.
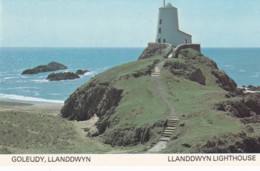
[89,55,162,84]
[0,111,114,154]
[113,76,167,126]
[158,68,243,153]
[0,48,250,153]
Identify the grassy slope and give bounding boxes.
[81,48,244,153]
[94,55,167,150]
[0,111,113,154]
[159,52,244,152]
[0,49,247,153]
[89,55,168,125]
[0,55,166,154]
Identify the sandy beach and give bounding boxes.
[0,100,63,116]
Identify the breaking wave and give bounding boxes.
[0,94,64,104]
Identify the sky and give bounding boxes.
[1,0,260,48]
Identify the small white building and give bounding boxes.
[156,2,192,47]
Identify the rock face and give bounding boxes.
[47,72,80,81]
[61,82,123,121]
[163,60,206,85]
[75,69,89,75]
[215,93,260,118]
[103,125,150,146]
[212,70,237,92]
[22,62,67,75]
[138,43,168,60]
[197,132,260,153]
[177,48,237,91]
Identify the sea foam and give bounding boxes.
[0,94,64,104]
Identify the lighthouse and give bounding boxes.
[156,2,192,47]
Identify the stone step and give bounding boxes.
[159,137,170,141]
[163,131,173,134]
[163,130,172,133]
[151,74,161,77]
[167,124,178,127]
[168,121,178,124]
[167,118,180,122]
[164,128,175,131]
[164,129,175,133]
[162,134,171,137]
[165,127,176,130]
[167,121,179,124]
[163,132,173,135]
[162,132,172,135]
[169,117,179,120]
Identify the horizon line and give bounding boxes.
[1,46,260,49]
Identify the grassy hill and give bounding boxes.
[1,46,259,153]
[60,47,260,153]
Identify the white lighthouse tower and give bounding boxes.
[156,1,192,47]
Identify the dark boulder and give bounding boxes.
[212,70,237,92]
[60,82,123,121]
[22,62,67,75]
[163,60,206,85]
[197,132,260,153]
[138,44,168,60]
[47,72,80,81]
[75,69,90,75]
[215,93,260,118]
[103,126,151,146]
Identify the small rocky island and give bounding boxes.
[75,69,89,75]
[47,70,90,81]
[47,72,79,81]
[22,62,67,75]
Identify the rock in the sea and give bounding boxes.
[47,72,80,81]
[75,69,89,75]
[22,62,67,75]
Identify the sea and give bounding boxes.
[0,47,259,104]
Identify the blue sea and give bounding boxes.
[0,47,259,104]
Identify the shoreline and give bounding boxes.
[0,100,63,116]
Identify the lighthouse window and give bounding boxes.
[159,19,162,24]
[158,28,161,33]
[163,39,166,43]
[158,38,161,43]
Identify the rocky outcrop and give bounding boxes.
[197,132,260,153]
[212,70,237,92]
[75,69,89,75]
[132,59,160,78]
[163,60,206,85]
[95,118,166,146]
[138,43,168,60]
[22,62,67,75]
[179,49,219,69]
[47,72,80,81]
[215,93,260,118]
[103,125,151,146]
[239,85,260,92]
[61,82,123,121]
